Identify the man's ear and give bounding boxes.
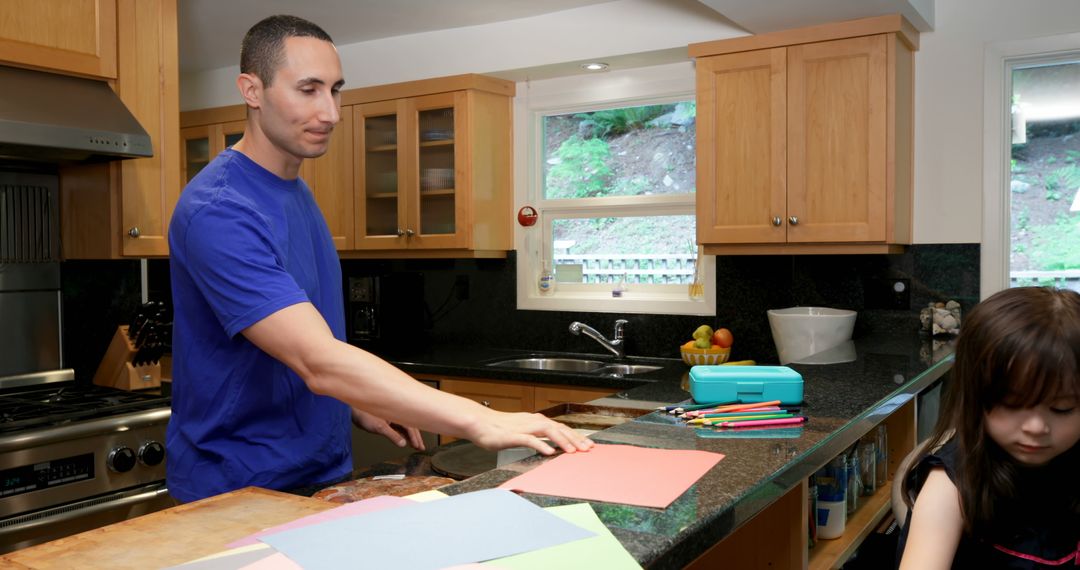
[237,73,263,109]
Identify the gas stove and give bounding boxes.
[0,382,169,434]
[0,371,173,553]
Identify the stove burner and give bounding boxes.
[0,383,169,434]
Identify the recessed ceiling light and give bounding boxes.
[581,62,609,72]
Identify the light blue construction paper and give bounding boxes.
[259,488,595,570]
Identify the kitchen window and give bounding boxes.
[514,63,715,315]
[983,33,1080,296]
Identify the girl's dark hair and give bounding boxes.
[902,287,1080,537]
[240,15,333,87]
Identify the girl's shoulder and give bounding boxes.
[908,439,960,492]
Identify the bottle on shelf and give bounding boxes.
[538,262,556,296]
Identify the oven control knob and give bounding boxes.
[107,447,137,473]
[138,441,165,466]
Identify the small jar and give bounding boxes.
[860,438,877,496]
[875,425,889,483]
[847,446,861,514]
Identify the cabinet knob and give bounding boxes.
[396,228,406,237]
[128,227,141,238]
[405,229,415,237]
[772,216,782,227]
[481,400,491,408]
[788,216,799,226]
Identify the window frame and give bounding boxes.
[513,63,716,315]
[983,31,1080,298]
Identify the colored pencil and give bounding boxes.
[690,413,794,425]
[710,416,807,428]
[684,403,784,418]
[698,408,787,419]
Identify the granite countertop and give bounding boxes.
[342,333,955,569]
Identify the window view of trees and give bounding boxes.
[541,102,697,285]
[1010,61,1080,291]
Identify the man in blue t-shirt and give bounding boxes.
[167,15,593,503]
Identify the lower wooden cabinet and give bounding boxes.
[425,375,615,445]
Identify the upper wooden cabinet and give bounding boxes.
[59,0,179,259]
[180,74,514,258]
[691,15,917,255]
[0,0,118,79]
[348,76,514,257]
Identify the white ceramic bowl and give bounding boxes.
[767,307,857,364]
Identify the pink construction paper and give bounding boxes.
[498,443,724,509]
[226,495,413,547]
[239,553,301,570]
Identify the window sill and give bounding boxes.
[517,288,716,316]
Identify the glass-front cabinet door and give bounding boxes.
[354,93,468,250]
[355,100,407,248]
[180,121,245,185]
[407,92,467,249]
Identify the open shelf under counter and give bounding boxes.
[809,478,895,569]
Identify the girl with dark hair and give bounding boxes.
[897,287,1080,568]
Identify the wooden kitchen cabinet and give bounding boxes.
[346,75,514,257]
[180,120,245,184]
[0,0,118,79]
[59,0,180,258]
[180,105,356,251]
[428,375,614,444]
[691,15,917,255]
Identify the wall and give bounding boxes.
[60,245,976,378]
[913,0,1080,243]
[343,245,979,364]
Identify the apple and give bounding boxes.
[711,328,734,348]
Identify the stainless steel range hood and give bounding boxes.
[0,65,152,163]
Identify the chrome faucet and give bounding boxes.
[569,319,628,358]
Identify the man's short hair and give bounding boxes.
[240,15,333,87]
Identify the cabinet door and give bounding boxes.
[533,386,614,412]
[301,106,354,250]
[406,92,470,249]
[354,100,408,249]
[696,48,787,244]
[180,121,244,185]
[0,0,117,78]
[439,378,533,444]
[116,0,178,257]
[787,35,887,243]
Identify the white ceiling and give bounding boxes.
[178,0,934,75]
[178,0,619,73]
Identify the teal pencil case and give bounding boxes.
[689,365,804,405]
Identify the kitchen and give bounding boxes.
[0,0,1076,567]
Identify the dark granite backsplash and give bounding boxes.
[58,244,979,379]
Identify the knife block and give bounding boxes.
[93,325,161,391]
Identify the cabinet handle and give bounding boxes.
[396,228,405,237]
[481,400,491,407]
[772,216,782,227]
[128,227,141,238]
[788,216,799,226]
[405,229,415,237]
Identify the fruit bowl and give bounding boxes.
[681,345,731,366]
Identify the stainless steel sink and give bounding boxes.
[599,364,662,376]
[486,358,606,372]
[485,357,663,376]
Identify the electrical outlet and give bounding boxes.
[865,278,910,310]
[454,275,469,300]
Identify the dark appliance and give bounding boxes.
[347,273,427,347]
[0,171,174,553]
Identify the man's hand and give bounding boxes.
[466,410,595,456]
[351,408,426,451]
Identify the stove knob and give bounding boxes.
[108,447,137,473]
[138,441,165,466]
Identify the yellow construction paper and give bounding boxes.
[484,503,640,569]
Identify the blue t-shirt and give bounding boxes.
[166,148,351,503]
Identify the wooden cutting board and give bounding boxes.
[0,487,335,569]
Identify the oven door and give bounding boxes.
[0,481,174,554]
